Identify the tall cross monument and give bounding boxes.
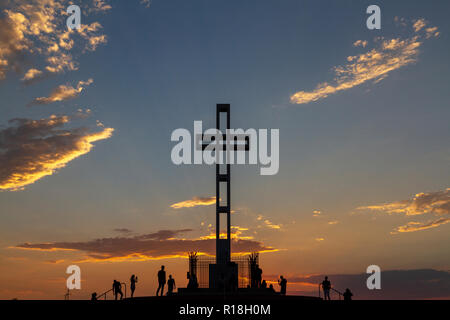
[201,104,249,289]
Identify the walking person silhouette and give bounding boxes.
[130,274,138,298]
[167,275,176,295]
[156,265,166,296]
[322,276,331,300]
[112,280,123,300]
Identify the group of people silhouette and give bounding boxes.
[156,265,177,296]
[91,266,177,300]
[321,276,353,301]
[90,267,352,300]
[249,262,287,295]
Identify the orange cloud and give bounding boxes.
[392,218,450,234]
[357,188,450,216]
[290,18,439,105]
[13,229,276,262]
[199,226,254,240]
[170,196,216,209]
[264,219,281,229]
[358,188,450,234]
[0,1,107,80]
[353,40,367,48]
[91,0,112,13]
[0,115,113,191]
[256,214,282,230]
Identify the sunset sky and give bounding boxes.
[0,0,449,300]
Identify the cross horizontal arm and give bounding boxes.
[196,134,250,151]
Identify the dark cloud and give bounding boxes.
[113,228,132,234]
[0,115,113,191]
[14,229,275,261]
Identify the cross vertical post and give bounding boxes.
[201,104,250,289]
[216,104,231,264]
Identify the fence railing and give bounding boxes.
[97,282,127,300]
[318,284,343,300]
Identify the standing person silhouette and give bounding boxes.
[112,280,123,300]
[130,274,138,298]
[167,275,176,295]
[278,276,287,295]
[322,276,331,300]
[156,265,166,296]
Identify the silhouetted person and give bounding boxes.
[167,275,176,295]
[112,280,123,300]
[322,276,331,300]
[261,280,267,289]
[91,292,97,300]
[278,276,287,295]
[268,284,275,293]
[343,288,353,301]
[156,265,166,296]
[130,274,138,298]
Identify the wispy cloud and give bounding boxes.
[357,188,449,216]
[279,269,450,299]
[290,18,439,105]
[13,229,276,262]
[357,188,450,234]
[140,0,152,8]
[170,196,216,209]
[29,79,93,105]
[392,218,450,234]
[0,114,114,191]
[313,210,322,217]
[199,226,254,241]
[353,40,367,48]
[256,214,282,230]
[45,259,65,264]
[21,68,43,82]
[263,219,281,229]
[91,0,112,13]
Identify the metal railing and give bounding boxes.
[97,282,127,300]
[318,284,343,300]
